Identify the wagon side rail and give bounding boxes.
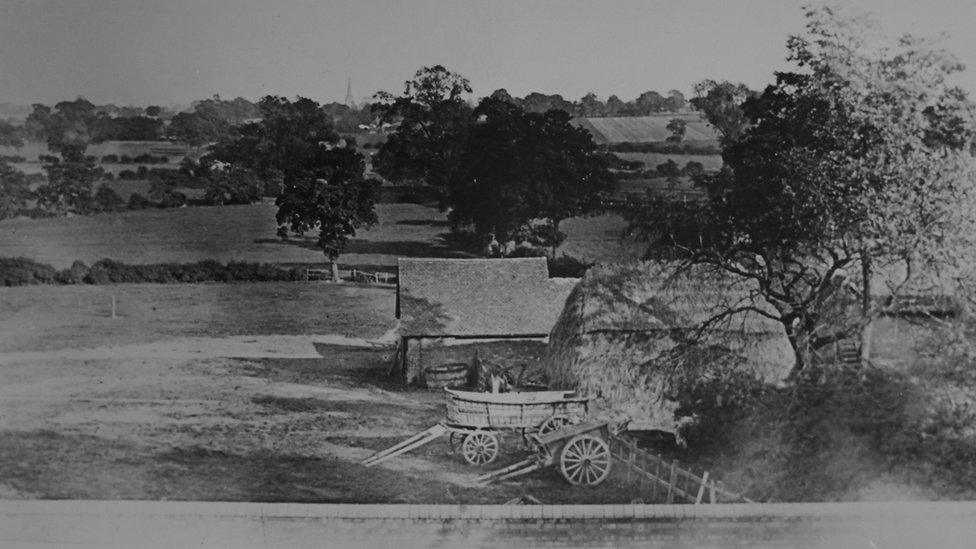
[608,434,752,504]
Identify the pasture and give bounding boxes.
[0,202,644,269]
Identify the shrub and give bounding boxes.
[57,260,90,284]
[127,193,154,210]
[101,154,119,163]
[0,257,59,286]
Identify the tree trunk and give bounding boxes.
[330,260,340,283]
[860,252,873,363]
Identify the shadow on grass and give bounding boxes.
[397,219,450,227]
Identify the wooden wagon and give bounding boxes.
[477,420,616,486]
[362,389,590,468]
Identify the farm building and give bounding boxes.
[395,257,576,385]
[573,114,719,144]
[543,262,795,434]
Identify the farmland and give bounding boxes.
[0,202,645,269]
[0,282,647,503]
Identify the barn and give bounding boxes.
[395,257,577,385]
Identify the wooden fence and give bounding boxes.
[609,435,752,504]
[349,269,396,285]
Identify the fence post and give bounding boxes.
[709,479,717,504]
[696,471,709,504]
[666,459,678,503]
[626,444,635,484]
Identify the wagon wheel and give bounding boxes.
[448,431,467,453]
[559,434,611,486]
[461,432,499,466]
[538,414,572,436]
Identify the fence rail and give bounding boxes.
[609,435,752,504]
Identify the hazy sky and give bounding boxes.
[1,0,974,108]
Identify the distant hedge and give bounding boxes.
[607,141,722,155]
[0,257,304,286]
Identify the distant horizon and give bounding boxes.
[1,0,974,108]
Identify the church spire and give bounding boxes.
[345,78,356,109]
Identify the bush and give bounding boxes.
[57,260,90,284]
[101,154,119,163]
[0,257,59,286]
[127,193,153,210]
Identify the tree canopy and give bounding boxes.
[625,6,976,368]
[448,97,616,244]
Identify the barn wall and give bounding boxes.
[403,337,548,386]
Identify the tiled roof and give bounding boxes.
[397,258,576,337]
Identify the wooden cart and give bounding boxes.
[477,420,615,486]
[362,389,590,468]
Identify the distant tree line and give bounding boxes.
[488,88,689,117]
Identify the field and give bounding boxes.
[0,202,644,269]
[576,114,718,144]
[0,282,646,503]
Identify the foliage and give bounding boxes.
[0,159,31,219]
[607,141,722,154]
[91,185,124,213]
[373,65,474,194]
[275,145,379,261]
[35,154,103,215]
[0,257,303,286]
[624,6,976,368]
[447,97,616,243]
[148,175,187,208]
[665,118,687,143]
[203,165,264,205]
[689,80,756,147]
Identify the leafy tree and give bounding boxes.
[167,111,231,147]
[625,6,976,369]
[92,185,124,213]
[0,161,30,219]
[203,165,264,205]
[666,118,687,143]
[35,155,102,215]
[690,80,756,147]
[148,175,186,208]
[373,66,473,195]
[448,97,616,254]
[275,146,379,281]
[207,96,338,182]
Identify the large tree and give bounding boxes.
[372,65,473,195]
[275,146,379,282]
[0,126,29,219]
[212,96,378,281]
[448,97,616,250]
[625,6,976,369]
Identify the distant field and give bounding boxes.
[0,199,642,269]
[614,152,723,171]
[1,141,191,162]
[575,115,718,144]
[0,202,454,269]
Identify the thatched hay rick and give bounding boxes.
[543,262,795,435]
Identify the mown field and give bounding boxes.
[0,202,644,269]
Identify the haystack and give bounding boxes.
[543,262,795,433]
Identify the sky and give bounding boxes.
[1,0,975,108]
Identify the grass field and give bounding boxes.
[0,202,459,269]
[0,201,643,269]
[0,282,395,353]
